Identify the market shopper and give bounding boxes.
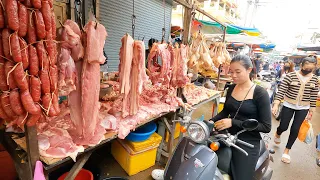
[271,60,295,104]
[272,57,318,164]
[211,55,272,180]
[276,60,295,81]
[145,38,158,66]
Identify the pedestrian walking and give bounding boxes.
[272,57,318,164]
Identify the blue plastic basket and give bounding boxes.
[125,122,157,142]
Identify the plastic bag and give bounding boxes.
[298,120,311,142]
[304,123,313,144]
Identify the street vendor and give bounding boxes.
[145,38,158,67]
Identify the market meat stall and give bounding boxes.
[0,1,225,179]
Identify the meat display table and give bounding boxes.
[0,110,176,180]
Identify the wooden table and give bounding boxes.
[0,110,176,180]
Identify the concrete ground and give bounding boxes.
[269,108,320,180]
[94,102,320,180]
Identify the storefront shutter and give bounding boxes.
[96,0,172,72]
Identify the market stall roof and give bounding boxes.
[297,44,320,51]
[195,19,241,34]
[195,19,262,36]
[205,33,268,44]
[228,24,261,36]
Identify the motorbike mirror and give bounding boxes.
[241,119,259,131]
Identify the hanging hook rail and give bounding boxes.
[161,0,166,43]
[132,0,136,39]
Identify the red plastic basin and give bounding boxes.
[58,169,93,180]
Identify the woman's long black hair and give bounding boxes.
[231,55,254,80]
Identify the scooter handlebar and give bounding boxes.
[230,143,249,156]
[236,139,255,149]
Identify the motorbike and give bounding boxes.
[162,119,274,180]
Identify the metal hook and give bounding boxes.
[161,28,166,43]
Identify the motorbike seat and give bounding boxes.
[216,147,232,175]
[259,140,267,156]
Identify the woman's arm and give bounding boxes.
[274,73,291,105]
[310,78,319,112]
[210,85,234,122]
[254,87,272,133]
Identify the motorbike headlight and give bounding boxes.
[187,121,210,143]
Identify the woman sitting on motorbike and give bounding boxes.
[211,55,272,180]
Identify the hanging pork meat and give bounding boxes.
[118,34,148,118]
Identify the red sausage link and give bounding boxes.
[1,92,16,118]
[28,45,39,75]
[13,62,29,91]
[26,114,41,126]
[0,2,4,29]
[27,10,37,44]
[0,103,9,120]
[19,38,29,69]
[24,0,32,7]
[45,40,57,65]
[52,92,60,115]
[0,63,9,91]
[49,65,58,92]
[2,29,12,59]
[41,1,51,31]
[31,0,41,9]
[30,76,41,102]
[6,0,20,31]
[20,90,41,115]
[36,41,49,70]
[10,32,22,63]
[0,33,4,63]
[9,90,25,115]
[40,70,50,94]
[51,11,56,39]
[42,93,56,116]
[34,10,46,39]
[46,28,52,40]
[4,61,17,89]
[18,3,28,37]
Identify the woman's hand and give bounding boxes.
[272,104,279,116]
[214,118,232,131]
[306,108,315,121]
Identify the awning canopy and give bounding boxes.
[195,19,241,34]
[297,45,320,51]
[194,19,261,36]
[205,34,268,45]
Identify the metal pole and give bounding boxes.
[216,27,226,89]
